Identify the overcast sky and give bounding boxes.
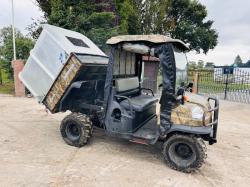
[0,0,249,67]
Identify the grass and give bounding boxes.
[0,69,14,95]
[187,70,250,92]
[195,74,250,93]
[157,71,250,94]
[0,83,14,94]
[198,82,250,94]
[0,69,13,83]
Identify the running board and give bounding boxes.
[131,116,159,145]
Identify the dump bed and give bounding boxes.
[43,53,108,113]
[19,24,107,103]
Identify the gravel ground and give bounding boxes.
[0,94,250,187]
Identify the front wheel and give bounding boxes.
[60,113,93,147]
[163,134,206,173]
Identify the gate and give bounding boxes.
[197,68,250,104]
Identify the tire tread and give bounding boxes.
[163,134,207,173]
[60,113,93,147]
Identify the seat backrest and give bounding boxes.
[115,77,139,96]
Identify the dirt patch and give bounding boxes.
[0,94,250,186]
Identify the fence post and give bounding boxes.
[193,71,199,94]
[224,73,229,99]
[12,60,25,97]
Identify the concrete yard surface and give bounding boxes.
[0,94,250,186]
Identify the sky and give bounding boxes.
[188,0,250,67]
[0,0,43,34]
[0,0,249,68]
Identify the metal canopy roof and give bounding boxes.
[106,35,189,51]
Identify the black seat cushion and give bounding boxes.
[120,94,158,112]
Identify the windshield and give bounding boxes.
[139,47,189,95]
[174,51,188,87]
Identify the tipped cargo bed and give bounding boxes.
[43,53,108,113]
[19,24,107,103]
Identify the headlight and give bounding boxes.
[191,106,204,120]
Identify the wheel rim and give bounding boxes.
[168,141,196,167]
[174,143,193,159]
[66,123,80,141]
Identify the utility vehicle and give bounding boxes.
[20,25,219,172]
[58,35,219,172]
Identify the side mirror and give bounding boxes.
[180,81,185,87]
[185,82,193,92]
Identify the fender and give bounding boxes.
[167,124,213,135]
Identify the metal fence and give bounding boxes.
[196,68,250,104]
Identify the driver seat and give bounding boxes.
[120,94,158,112]
[115,77,158,112]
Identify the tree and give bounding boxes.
[141,0,171,35]
[26,18,46,39]
[35,0,118,51]
[197,60,204,69]
[245,60,250,67]
[205,62,215,69]
[188,61,197,70]
[116,0,141,34]
[132,0,218,54]
[233,55,243,67]
[0,27,34,79]
[166,0,218,54]
[34,0,218,54]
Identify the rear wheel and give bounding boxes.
[163,134,206,173]
[60,113,93,147]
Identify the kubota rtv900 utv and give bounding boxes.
[20,25,219,173]
[57,36,218,172]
